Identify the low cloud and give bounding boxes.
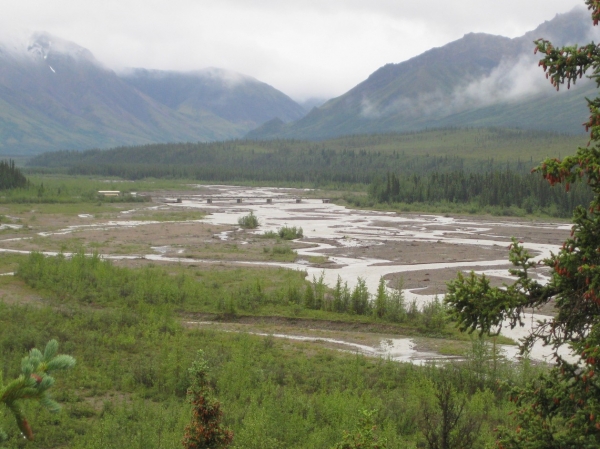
[198,67,251,87]
[455,54,551,108]
[360,51,591,121]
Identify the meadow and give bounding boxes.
[0,251,539,449]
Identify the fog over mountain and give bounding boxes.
[248,7,599,140]
[0,33,304,155]
[0,7,598,155]
[120,68,305,126]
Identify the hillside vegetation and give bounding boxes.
[247,8,597,140]
[26,128,591,217]
[28,128,587,179]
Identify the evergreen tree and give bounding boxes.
[182,351,233,449]
[313,272,326,310]
[303,284,316,309]
[0,340,75,446]
[341,281,351,313]
[333,275,344,312]
[385,280,406,323]
[374,277,388,319]
[350,278,370,315]
[445,3,600,446]
[419,374,482,449]
[0,159,28,190]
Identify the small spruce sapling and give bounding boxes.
[182,350,233,449]
[0,339,75,446]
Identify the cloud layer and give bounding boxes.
[1,0,584,100]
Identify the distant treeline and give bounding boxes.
[366,170,593,217]
[25,129,592,215]
[0,159,28,190]
[28,140,539,184]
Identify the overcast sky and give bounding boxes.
[2,0,584,101]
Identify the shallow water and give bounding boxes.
[0,184,573,363]
[178,185,572,363]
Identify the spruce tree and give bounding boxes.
[374,277,388,319]
[333,275,344,312]
[445,2,600,446]
[0,340,75,446]
[182,350,233,449]
[303,284,316,309]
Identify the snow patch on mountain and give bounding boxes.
[27,32,97,64]
[0,30,100,68]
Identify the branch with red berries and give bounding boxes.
[0,340,75,447]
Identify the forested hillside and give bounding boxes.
[28,128,586,180]
[0,34,305,155]
[27,128,592,217]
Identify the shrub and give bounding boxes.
[278,226,303,240]
[238,211,259,229]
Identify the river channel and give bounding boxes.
[0,184,574,363]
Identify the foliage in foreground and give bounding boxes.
[445,3,600,446]
[0,299,539,449]
[331,409,386,449]
[0,340,74,447]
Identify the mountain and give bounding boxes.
[247,7,597,140]
[298,97,329,112]
[0,33,304,155]
[120,68,305,127]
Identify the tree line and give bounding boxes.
[0,159,28,190]
[366,170,593,217]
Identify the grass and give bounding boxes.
[0,297,527,449]
[0,248,537,449]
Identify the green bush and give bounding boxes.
[238,212,260,229]
[278,226,303,240]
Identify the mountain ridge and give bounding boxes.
[247,7,597,140]
[0,33,304,155]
